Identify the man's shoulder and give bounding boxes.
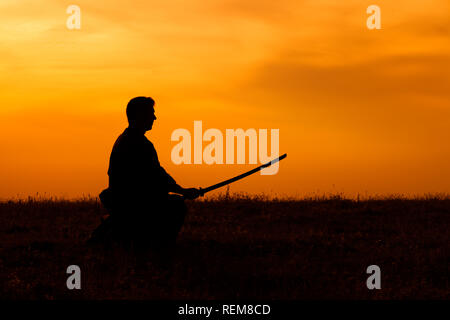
[144,136,155,147]
[114,128,144,143]
[112,128,156,152]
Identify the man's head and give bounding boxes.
[126,96,156,131]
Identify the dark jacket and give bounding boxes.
[106,127,177,213]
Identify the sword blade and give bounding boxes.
[200,153,287,195]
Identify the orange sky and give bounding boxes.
[0,0,449,199]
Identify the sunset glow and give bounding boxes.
[0,0,449,198]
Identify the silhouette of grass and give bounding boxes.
[0,194,449,299]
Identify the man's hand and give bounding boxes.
[182,188,202,200]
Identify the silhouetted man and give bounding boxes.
[91,96,200,248]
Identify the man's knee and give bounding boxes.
[167,194,187,214]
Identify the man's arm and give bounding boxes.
[161,167,200,199]
[147,140,200,199]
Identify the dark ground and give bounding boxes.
[0,194,449,300]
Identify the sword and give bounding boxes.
[199,153,287,196]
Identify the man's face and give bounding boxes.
[144,107,157,131]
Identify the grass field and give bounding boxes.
[0,194,449,300]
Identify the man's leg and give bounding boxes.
[149,195,187,270]
[164,194,187,246]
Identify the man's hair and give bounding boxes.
[126,96,155,123]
